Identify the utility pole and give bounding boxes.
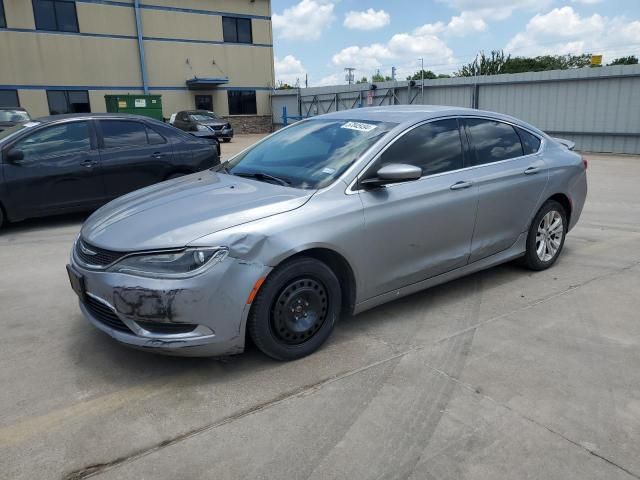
[344,67,355,85]
[391,66,396,81]
[305,73,308,88]
[420,57,425,104]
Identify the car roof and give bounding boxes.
[33,112,162,123]
[315,105,546,136]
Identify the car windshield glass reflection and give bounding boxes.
[190,113,221,122]
[0,111,30,122]
[228,119,397,189]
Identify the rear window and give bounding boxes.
[516,127,541,155]
[465,118,523,165]
[101,120,148,148]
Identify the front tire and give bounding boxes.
[522,200,567,270]
[247,257,341,361]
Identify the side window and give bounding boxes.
[377,119,464,176]
[465,119,523,165]
[516,127,541,155]
[146,126,167,145]
[100,121,148,148]
[14,122,90,161]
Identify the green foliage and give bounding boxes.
[372,70,392,82]
[454,50,595,77]
[608,56,638,65]
[355,76,369,84]
[406,69,437,80]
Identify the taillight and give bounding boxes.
[582,157,588,170]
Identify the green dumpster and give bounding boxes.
[104,95,163,121]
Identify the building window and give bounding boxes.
[47,90,90,115]
[0,90,20,108]
[227,90,257,115]
[222,16,252,43]
[33,0,79,32]
[0,1,6,28]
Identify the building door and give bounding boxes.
[195,95,213,111]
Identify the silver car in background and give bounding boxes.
[67,106,587,360]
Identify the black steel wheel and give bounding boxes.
[248,257,341,361]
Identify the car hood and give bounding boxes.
[81,171,314,251]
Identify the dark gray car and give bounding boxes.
[171,110,234,142]
[0,113,219,228]
[68,106,587,361]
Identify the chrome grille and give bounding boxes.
[76,240,127,267]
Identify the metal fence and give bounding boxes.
[271,65,640,154]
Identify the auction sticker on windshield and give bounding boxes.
[341,121,377,132]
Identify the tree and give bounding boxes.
[608,55,638,65]
[455,50,594,77]
[355,76,369,84]
[406,69,437,81]
[372,70,392,82]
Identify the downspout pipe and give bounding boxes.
[134,0,150,95]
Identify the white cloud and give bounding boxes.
[416,11,487,36]
[329,25,456,83]
[505,6,640,60]
[344,9,390,31]
[272,0,335,41]
[274,55,307,86]
[437,0,552,21]
[315,73,343,87]
[571,0,603,4]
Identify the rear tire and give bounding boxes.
[223,138,231,143]
[522,200,567,271]
[247,257,341,361]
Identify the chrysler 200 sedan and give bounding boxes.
[67,106,587,361]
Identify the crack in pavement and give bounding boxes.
[64,257,640,480]
[422,363,640,480]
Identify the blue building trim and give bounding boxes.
[0,84,273,92]
[0,28,273,48]
[75,0,271,20]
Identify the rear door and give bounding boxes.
[462,118,548,263]
[3,120,104,218]
[97,119,174,199]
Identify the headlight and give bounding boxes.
[196,124,211,132]
[109,247,228,278]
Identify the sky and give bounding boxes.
[271,0,640,87]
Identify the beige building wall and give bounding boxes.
[0,0,274,129]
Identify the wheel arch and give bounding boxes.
[264,247,358,317]
[546,193,572,226]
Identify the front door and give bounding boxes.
[3,120,105,218]
[96,119,174,199]
[195,95,213,111]
[358,118,478,299]
[462,118,549,263]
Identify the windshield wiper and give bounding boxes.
[233,171,291,187]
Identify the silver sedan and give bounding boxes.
[67,106,587,360]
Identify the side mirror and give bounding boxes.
[6,148,25,163]
[360,163,422,188]
[190,124,199,132]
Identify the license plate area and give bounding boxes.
[66,265,86,301]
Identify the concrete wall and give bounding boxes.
[0,0,274,128]
[272,65,640,154]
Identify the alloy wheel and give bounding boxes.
[536,210,564,262]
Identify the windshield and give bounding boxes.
[228,119,397,189]
[189,112,221,122]
[0,110,30,123]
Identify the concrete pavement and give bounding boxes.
[0,148,639,480]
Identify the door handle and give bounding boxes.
[524,166,541,175]
[450,181,473,191]
[80,159,97,168]
[151,152,164,159]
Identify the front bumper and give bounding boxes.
[191,128,233,139]
[69,251,270,357]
